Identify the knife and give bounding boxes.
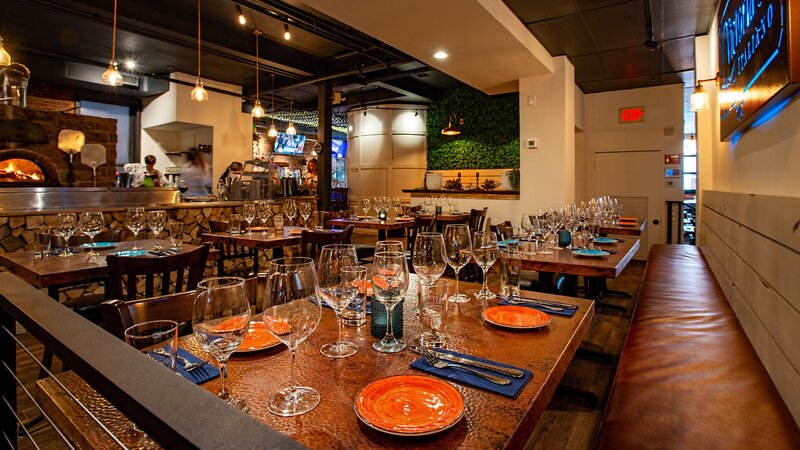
[411,346,524,378]
[507,295,579,310]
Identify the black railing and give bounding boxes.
[0,272,304,449]
[666,201,696,245]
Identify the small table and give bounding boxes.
[328,217,415,240]
[599,219,647,236]
[201,227,324,274]
[37,278,594,449]
[412,212,470,233]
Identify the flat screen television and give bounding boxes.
[331,138,347,159]
[274,133,306,155]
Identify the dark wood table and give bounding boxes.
[412,212,470,233]
[36,278,595,449]
[329,217,416,240]
[599,219,647,236]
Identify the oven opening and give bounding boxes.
[0,158,46,182]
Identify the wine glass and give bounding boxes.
[80,211,104,259]
[318,261,362,358]
[472,231,499,300]
[423,197,432,214]
[177,178,189,200]
[192,277,251,411]
[545,209,562,251]
[520,214,535,256]
[412,232,446,307]
[444,224,472,303]
[55,213,78,258]
[284,199,297,226]
[392,197,402,216]
[299,202,312,227]
[376,240,404,254]
[262,258,323,416]
[319,244,358,267]
[147,210,167,250]
[371,251,410,353]
[361,198,371,217]
[257,201,272,235]
[125,207,146,250]
[242,203,257,233]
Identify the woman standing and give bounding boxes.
[181,151,212,197]
[136,155,162,187]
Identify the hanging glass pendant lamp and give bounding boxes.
[267,74,278,137]
[285,94,297,135]
[101,0,123,86]
[191,0,208,102]
[251,29,265,118]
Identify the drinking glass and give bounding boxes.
[229,214,242,234]
[257,200,272,235]
[371,251,409,353]
[545,209,562,251]
[447,197,455,213]
[319,244,358,267]
[55,213,78,257]
[168,220,184,251]
[419,280,449,348]
[375,240,404,253]
[473,231,499,300]
[33,225,51,259]
[262,258,322,416]
[499,248,521,297]
[535,212,553,255]
[423,197,432,214]
[299,202,313,227]
[125,207,146,250]
[242,203,257,233]
[318,261,361,358]
[520,214,536,256]
[80,211,104,259]
[193,277,251,411]
[147,210,167,250]
[341,265,368,327]
[124,320,179,372]
[443,224,472,303]
[361,198,371,216]
[392,197,402,216]
[314,210,325,230]
[284,199,297,225]
[412,232,447,286]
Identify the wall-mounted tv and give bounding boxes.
[331,138,347,159]
[274,133,306,155]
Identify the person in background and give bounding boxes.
[181,151,212,197]
[136,155,162,187]
[300,158,318,195]
[219,161,243,185]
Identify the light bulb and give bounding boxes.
[101,62,124,86]
[267,124,278,137]
[690,86,709,112]
[191,80,208,102]
[286,123,297,135]
[238,14,246,25]
[251,100,265,118]
[283,23,291,40]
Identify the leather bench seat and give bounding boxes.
[595,244,800,449]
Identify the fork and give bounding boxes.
[153,348,209,372]
[421,351,512,386]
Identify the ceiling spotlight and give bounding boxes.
[235,4,246,25]
[124,59,136,70]
[433,51,448,60]
[283,23,291,40]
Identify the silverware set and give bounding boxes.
[503,295,579,311]
[153,348,211,372]
[411,345,520,386]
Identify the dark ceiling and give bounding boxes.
[1,0,463,112]
[503,0,719,93]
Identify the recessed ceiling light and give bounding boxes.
[124,59,136,70]
[433,51,448,60]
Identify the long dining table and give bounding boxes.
[328,217,416,240]
[599,218,647,236]
[35,277,595,449]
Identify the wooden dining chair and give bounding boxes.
[468,207,488,233]
[207,219,258,277]
[102,276,260,339]
[300,226,354,261]
[106,243,211,301]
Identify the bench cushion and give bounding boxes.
[596,244,800,449]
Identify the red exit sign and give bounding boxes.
[619,106,645,123]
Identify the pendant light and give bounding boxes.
[267,74,278,137]
[191,0,208,102]
[100,0,123,86]
[285,94,297,135]
[251,30,265,118]
[441,114,462,135]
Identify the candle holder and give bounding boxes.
[377,209,388,221]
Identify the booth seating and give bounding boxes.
[595,244,800,449]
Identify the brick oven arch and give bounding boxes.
[0,148,62,185]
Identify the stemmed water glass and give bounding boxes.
[284,199,297,226]
[412,232,447,318]
[444,224,472,303]
[80,211,104,259]
[545,209,562,251]
[318,261,363,358]
[262,258,322,416]
[376,240,404,253]
[242,203,257,233]
[147,210,167,250]
[473,231,499,300]
[299,202,312,227]
[192,277,251,411]
[319,244,358,267]
[125,207,146,250]
[521,214,536,256]
[371,251,410,353]
[257,201,272,235]
[55,213,78,257]
[361,198,371,217]
[392,197,402,216]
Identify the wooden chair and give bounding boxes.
[489,221,513,240]
[207,219,258,277]
[468,207,488,233]
[102,277,260,340]
[300,226,354,261]
[106,243,211,301]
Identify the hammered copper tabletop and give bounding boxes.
[37,278,594,449]
[519,238,640,279]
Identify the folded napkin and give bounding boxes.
[411,349,532,398]
[149,347,219,384]
[497,298,577,317]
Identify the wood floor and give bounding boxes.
[11,231,644,449]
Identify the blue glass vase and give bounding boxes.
[370,297,403,339]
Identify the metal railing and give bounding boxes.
[0,272,304,449]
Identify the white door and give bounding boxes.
[593,150,663,259]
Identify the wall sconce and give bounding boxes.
[690,73,720,112]
[441,114,464,135]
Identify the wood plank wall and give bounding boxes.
[699,190,800,424]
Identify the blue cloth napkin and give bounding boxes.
[410,349,532,398]
[497,298,577,317]
[149,347,219,384]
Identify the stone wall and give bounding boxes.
[0,104,117,187]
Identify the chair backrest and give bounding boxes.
[106,243,211,301]
[206,220,256,277]
[323,210,347,228]
[468,208,488,233]
[209,220,228,232]
[56,229,122,248]
[102,276,259,339]
[489,220,513,240]
[300,226,354,261]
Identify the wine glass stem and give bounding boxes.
[289,349,297,393]
[337,311,344,345]
[481,266,489,292]
[454,267,460,295]
[217,358,228,396]
[133,230,138,249]
[383,301,397,343]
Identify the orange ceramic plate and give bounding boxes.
[236,321,281,353]
[482,305,551,330]
[354,375,465,436]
